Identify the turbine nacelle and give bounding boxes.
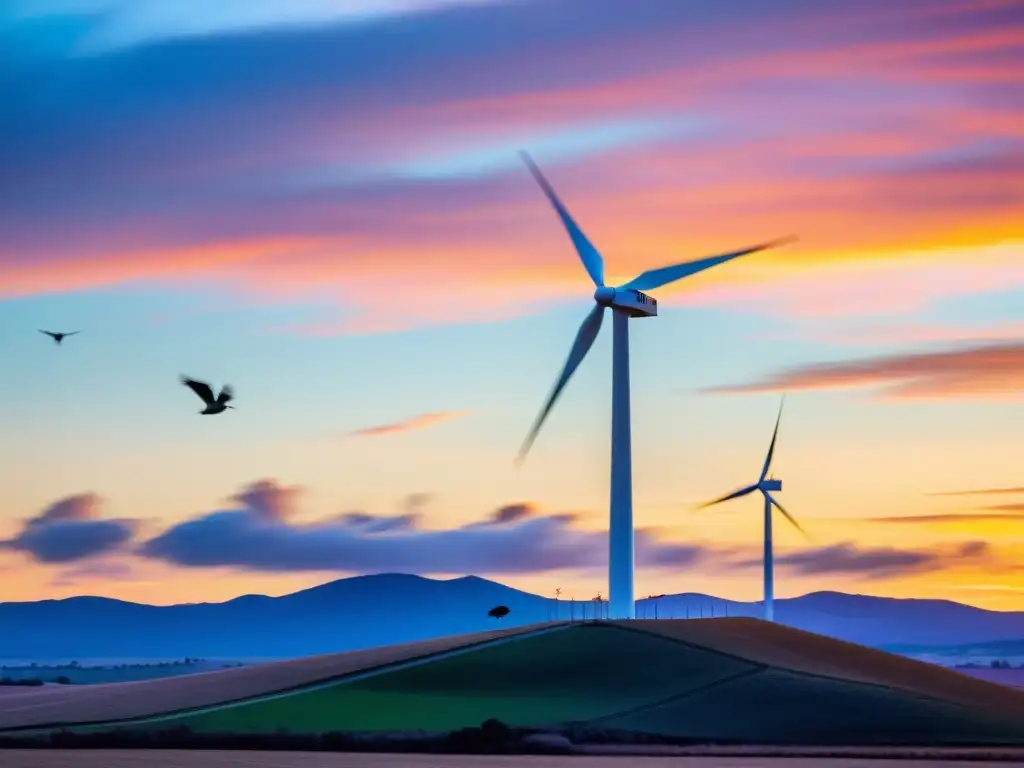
[760,478,782,492]
[610,288,658,318]
[593,286,657,316]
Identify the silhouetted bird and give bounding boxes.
[39,330,79,345]
[488,605,510,620]
[180,375,235,415]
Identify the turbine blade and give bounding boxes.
[695,483,759,509]
[766,493,811,540]
[516,304,605,466]
[617,236,797,293]
[759,394,786,482]
[519,151,605,287]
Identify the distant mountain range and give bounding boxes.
[3,574,1024,660]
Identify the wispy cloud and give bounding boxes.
[929,486,1024,496]
[949,584,1024,595]
[49,559,139,588]
[983,503,1024,513]
[868,512,1024,524]
[746,540,999,579]
[700,341,1024,401]
[345,410,474,438]
[11,0,508,54]
[2,0,1021,331]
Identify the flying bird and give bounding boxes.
[39,330,79,345]
[180,375,235,415]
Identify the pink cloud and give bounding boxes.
[702,341,1024,401]
[2,0,1020,334]
[345,411,474,438]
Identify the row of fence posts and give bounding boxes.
[546,591,738,622]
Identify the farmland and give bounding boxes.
[160,624,756,732]
[631,619,1024,713]
[0,624,543,730]
[0,660,247,686]
[7,750,1024,767]
[960,668,1024,690]
[2,619,1024,746]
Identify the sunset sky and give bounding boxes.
[1,0,1022,609]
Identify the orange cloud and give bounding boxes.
[701,26,1024,86]
[671,244,1024,320]
[930,486,1024,496]
[702,341,1024,401]
[869,512,1024,524]
[0,236,330,299]
[3,154,1019,335]
[3,0,1021,335]
[985,503,1024,512]
[345,411,473,438]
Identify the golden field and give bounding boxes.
[0,625,541,730]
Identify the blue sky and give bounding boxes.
[1,0,1022,607]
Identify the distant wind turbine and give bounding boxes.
[554,588,562,621]
[696,396,808,622]
[38,330,79,345]
[180,375,235,415]
[514,151,796,620]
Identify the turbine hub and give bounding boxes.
[594,286,615,305]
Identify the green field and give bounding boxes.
[165,625,756,732]
[12,620,1024,745]
[600,668,1024,745]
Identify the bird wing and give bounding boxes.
[181,376,215,404]
[38,330,58,339]
[216,384,234,404]
[64,331,80,336]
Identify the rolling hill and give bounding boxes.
[2,619,1024,746]
[3,574,1024,660]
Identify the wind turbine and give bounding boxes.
[696,396,807,622]
[514,151,796,619]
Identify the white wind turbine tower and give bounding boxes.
[514,151,796,620]
[696,396,809,622]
